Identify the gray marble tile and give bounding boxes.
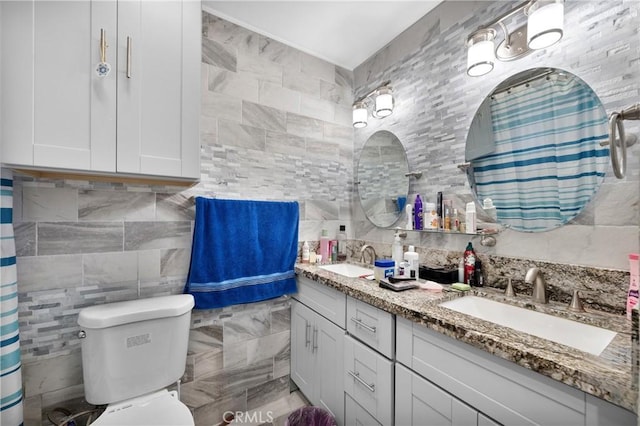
[138,249,161,282]
[161,248,191,278]
[283,68,321,97]
[38,222,123,255]
[17,255,82,292]
[78,190,155,221]
[223,340,248,369]
[323,122,353,145]
[273,345,290,379]
[242,101,287,133]
[202,90,242,122]
[205,14,259,56]
[223,310,271,344]
[271,306,290,334]
[304,200,340,221]
[259,36,300,69]
[22,395,42,426]
[22,187,77,221]
[156,192,195,221]
[335,66,354,88]
[246,331,289,365]
[265,131,306,158]
[320,80,353,106]
[222,357,274,396]
[258,81,301,113]
[300,52,335,83]
[299,95,335,122]
[14,221,36,256]
[22,352,83,398]
[83,251,138,286]
[285,113,323,140]
[208,65,259,102]
[218,119,266,150]
[246,376,289,412]
[124,221,191,251]
[191,389,247,426]
[189,325,224,354]
[40,383,85,409]
[237,53,283,84]
[202,37,236,71]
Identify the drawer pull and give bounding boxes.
[312,326,318,353]
[305,321,311,348]
[348,370,375,392]
[350,317,377,333]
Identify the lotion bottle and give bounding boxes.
[406,204,413,230]
[319,230,330,264]
[302,241,310,263]
[465,202,477,234]
[404,245,419,279]
[392,231,404,273]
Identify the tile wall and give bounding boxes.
[14,10,354,425]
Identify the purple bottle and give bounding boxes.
[413,194,423,230]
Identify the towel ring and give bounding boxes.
[604,103,640,179]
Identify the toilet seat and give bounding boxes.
[90,389,194,426]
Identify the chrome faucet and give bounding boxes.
[360,245,377,265]
[525,267,548,303]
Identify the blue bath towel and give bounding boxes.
[184,198,299,309]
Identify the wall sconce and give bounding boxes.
[352,81,394,128]
[466,0,564,77]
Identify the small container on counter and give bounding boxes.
[374,259,396,282]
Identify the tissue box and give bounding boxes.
[419,266,458,284]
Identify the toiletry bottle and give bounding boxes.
[331,241,338,263]
[425,202,438,229]
[458,257,464,282]
[628,253,639,319]
[414,195,423,230]
[392,231,404,273]
[406,204,413,230]
[463,242,476,285]
[320,230,330,265]
[452,209,460,232]
[465,202,477,234]
[444,207,451,231]
[302,241,310,263]
[436,192,443,229]
[474,259,484,287]
[404,245,419,279]
[337,225,347,261]
[483,198,497,221]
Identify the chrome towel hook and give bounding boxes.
[604,103,639,179]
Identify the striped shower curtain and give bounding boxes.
[471,73,609,232]
[1,169,24,425]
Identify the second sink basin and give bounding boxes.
[319,263,373,278]
[439,296,616,356]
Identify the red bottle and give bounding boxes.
[463,242,476,285]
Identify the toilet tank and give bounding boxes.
[78,294,195,405]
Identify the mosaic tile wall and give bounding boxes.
[14,10,355,425]
[352,0,640,272]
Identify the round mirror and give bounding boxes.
[465,68,609,232]
[357,130,410,228]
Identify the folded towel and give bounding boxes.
[184,198,299,309]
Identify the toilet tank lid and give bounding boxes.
[78,295,195,329]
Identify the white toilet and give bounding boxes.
[77,294,195,425]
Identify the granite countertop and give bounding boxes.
[295,262,637,413]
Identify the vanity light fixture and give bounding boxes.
[466,0,564,77]
[352,81,394,128]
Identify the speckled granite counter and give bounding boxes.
[295,262,637,414]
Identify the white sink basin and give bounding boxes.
[319,264,373,278]
[439,296,616,356]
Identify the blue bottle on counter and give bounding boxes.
[414,194,423,230]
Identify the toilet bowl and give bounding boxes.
[77,295,195,426]
[90,389,193,426]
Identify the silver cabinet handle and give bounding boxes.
[305,321,311,348]
[312,326,318,353]
[126,36,132,78]
[99,29,108,63]
[348,370,375,392]
[350,317,377,333]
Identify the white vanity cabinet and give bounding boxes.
[291,277,346,425]
[344,296,395,425]
[395,316,636,426]
[0,0,200,180]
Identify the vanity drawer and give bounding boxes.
[344,335,393,426]
[345,393,382,426]
[346,296,394,358]
[294,276,346,328]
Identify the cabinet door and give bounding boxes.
[316,313,345,426]
[396,363,454,426]
[290,301,315,401]
[1,0,116,171]
[116,0,200,179]
[345,394,382,426]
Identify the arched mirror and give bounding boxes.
[465,68,609,232]
[357,130,410,228]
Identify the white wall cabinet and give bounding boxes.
[0,0,200,180]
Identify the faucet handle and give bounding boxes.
[567,289,585,312]
[504,278,516,297]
